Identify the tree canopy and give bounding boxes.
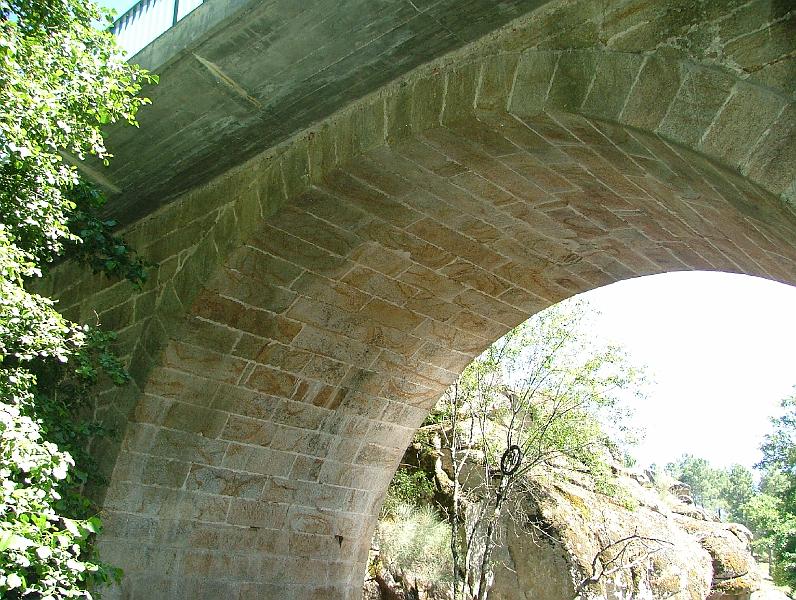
[755,389,796,586]
[665,455,730,514]
[0,0,153,596]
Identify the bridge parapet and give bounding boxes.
[112,0,203,59]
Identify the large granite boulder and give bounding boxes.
[489,465,760,600]
[364,439,760,600]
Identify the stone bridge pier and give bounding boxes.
[46,0,795,598]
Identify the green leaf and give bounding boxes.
[62,518,81,538]
[0,530,14,551]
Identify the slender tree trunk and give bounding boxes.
[475,478,508,600]
[449,394,462,600]
[451,467,461,600]
[768,545,773,577]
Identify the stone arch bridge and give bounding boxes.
[48,0,795,598]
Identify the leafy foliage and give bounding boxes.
[382,468,437,517]
[0,0,153,596]
[755,389,796,587]
[724,464,755,521]
[1,0,155,265]
[63,183,150,286]
[665,455,730,514]
[760,392,796,478]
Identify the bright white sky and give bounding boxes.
[581,271,796,472]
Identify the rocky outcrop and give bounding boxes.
[489,464,760,600]
[363,567,424,600]
[673,518,759,600]
[365,443,760,600]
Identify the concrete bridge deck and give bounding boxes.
[101,0,561,223]
[52,0,796,598]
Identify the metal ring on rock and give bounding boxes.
[500,445,522,476]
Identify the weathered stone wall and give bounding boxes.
[42,1,795,598]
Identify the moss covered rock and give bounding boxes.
[488,463,760,600]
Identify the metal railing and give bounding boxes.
[111,0,203,58]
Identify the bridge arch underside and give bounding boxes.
[99,110,796,599]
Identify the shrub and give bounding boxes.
[377,503,453,585]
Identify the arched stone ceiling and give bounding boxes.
[84,108,796,599]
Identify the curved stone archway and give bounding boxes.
[42,2,795,599]
[92,109,796,599]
